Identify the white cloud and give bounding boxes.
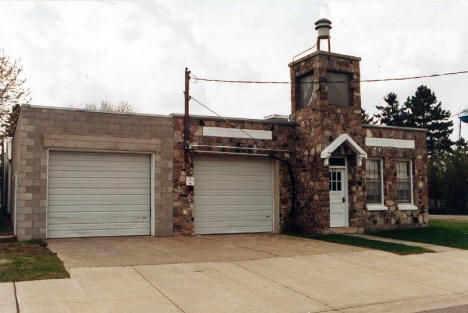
[0,0,467,139]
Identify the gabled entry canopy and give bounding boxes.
[321,134,367,166]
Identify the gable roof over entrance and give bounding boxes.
[320,133,367,166]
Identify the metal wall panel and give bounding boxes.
[194,156,273,234]
[47,151,151,238]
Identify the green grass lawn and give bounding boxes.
[370,219,468,250]
[0,240,70,282]
[290,233,434,255]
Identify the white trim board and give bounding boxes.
[321,134,367,166]
[365,137,415,149]
[202,127,272,140]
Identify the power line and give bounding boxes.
[192,69,468,85]
[189,96,258,142]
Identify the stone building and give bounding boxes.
[5,26,428,240]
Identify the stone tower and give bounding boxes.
[289,50,366,232]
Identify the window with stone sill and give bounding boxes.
[327,71,351,106]
[366,159,383,204]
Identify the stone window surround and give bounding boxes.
[364,158,418,211]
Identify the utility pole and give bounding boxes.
[460,115,462,141]
[184,68,191,150]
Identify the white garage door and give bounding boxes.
[47,151,151,238]
[194,155,274,235]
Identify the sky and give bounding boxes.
[1,0,468,140]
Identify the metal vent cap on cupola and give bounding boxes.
[315,18,332,37]
[315,18,332,52]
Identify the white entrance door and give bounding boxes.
[329,167,348,227]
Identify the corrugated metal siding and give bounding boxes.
[194,156,273,235]
[47,151,151,238]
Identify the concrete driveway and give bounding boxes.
[3,234,468,313]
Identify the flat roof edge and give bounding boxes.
[289,50,361,67]
[170,113,295,125]
[22,104,170,118]
[363,123,428,132]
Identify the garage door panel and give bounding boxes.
[48,211,150,224]
[48,178,149,189]
[194,156,273,235]
[48,170,149,179]
[195,189,273,196]
[48,204,149,213]
[49,188,150,196]
[195,174,272,181]
[195,204,272,212]
[49,166,149,175]
[48,194,150,202]
[198,220,271,225]
[196,195,273,206]
[196,211,272,222]
[47,222,148,232]
[47,229,150,239]
[49,198,150,206]
[196,181,273,191]
[47,151,151,238]
[49,158,150,165]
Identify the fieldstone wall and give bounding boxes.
[12,106,174,240]
[362,125,429,230]
[289,51,428,233]
[172,115,295,235]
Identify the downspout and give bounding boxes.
[267,153,296,216]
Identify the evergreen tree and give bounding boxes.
[361,108,375,124]
[375,92,404,126]
[1,103,20,138]
[402,85,453,157]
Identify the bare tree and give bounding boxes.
[84,100,134,113]
[0,52,31,133]
[1,103,20,138]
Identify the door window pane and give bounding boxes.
[329,169,343,191]
[366,159,382,203]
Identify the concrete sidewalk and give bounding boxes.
[430,215,468,222]
[4,234,468,313]
[347,233,453,252]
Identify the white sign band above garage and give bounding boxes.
[365,137,415,149]
[202,127,272,140]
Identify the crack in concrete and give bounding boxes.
[131,266,186,313]
[231,262,344,313]
[13,282,20,313]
